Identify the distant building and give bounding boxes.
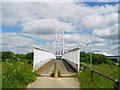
[106,55,120,63]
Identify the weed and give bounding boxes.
[2,60,36,88]
[50,71,54,77]
[58,70,61,77]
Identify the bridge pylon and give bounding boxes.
[55,28,64,60]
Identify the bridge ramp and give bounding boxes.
[36,60,76,76]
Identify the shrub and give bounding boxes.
[2,51,14,61]
[26,52,33,60]
[2,60,36,88]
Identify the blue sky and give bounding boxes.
[1,2,119,55]
[82,2,118,6]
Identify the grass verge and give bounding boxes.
[79,63,119,88]
[2,60,36,88]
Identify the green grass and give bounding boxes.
[50,71,54,77]
[58,70,61,77]
[79,62,119,88]
[2,60,36,88]
[0,62,2,88]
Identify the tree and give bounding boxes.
[26,52,33,60]
[15,54,26,59]
[2,51,14,61]
[26,52,34,65]
[80,51,115,65]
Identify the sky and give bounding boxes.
[1,0,119,56]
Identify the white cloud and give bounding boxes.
[1,0,119,2]
[81,13,118,30]
[1,2,119,55]
[22,19,75,35]
[64,33,106,45]
[93,23,118,40]
[2,2,118,27]
[20,33,55,40]
[2,33,35,53]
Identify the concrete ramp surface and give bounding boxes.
[28,60,80,88]
[36,60,76,76]
[27,77,80,88]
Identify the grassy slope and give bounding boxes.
[79,62,119,88]
[2,60,36,88]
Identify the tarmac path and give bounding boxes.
[27,77,80,88]
[27,60,80,88]
[36,60,76,76]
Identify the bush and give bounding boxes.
[2,51,14,61]
[15,54,26,60]
[2,60,36,88]
[26,52,33,60]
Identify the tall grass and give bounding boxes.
[2,60,36,88]
[79,63,119,88]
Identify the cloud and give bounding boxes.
[64,33,106,45]
[81,12,118,30]
[2,33,35,53]
[2,2,118,27]
[22,19,75,35]
[93,23,118,40]
[20,33,55,40]
[1,2,119,55]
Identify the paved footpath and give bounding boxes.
[37,60,76,76]
[27,60,80,88]
[27,77,80,88]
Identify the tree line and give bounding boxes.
[1,51,115,65]
[80,51,115,65]
[1,51,34,65]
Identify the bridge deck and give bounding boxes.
[36,60,76,76]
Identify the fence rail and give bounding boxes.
[81,64,120,89]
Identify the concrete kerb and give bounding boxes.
[54,62,58,78]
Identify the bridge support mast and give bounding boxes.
[55,28,64,59]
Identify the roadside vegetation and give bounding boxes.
[79,51,119,88]
[1,51,37,88]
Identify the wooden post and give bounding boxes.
[114,79,119,90]
[90,69,93,82]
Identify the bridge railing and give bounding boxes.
[33,47,56,71]
[62,47,80,71]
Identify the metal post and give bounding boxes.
[62,29,64,55]
[117,56,119,66]
[90,43,92,66]
[55,29,57,56]
[87,43,92,66]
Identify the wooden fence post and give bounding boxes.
[84,65,86,71]
[114,79,119,90]
[90,69,93,82]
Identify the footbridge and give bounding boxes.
[33,46,80,77]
